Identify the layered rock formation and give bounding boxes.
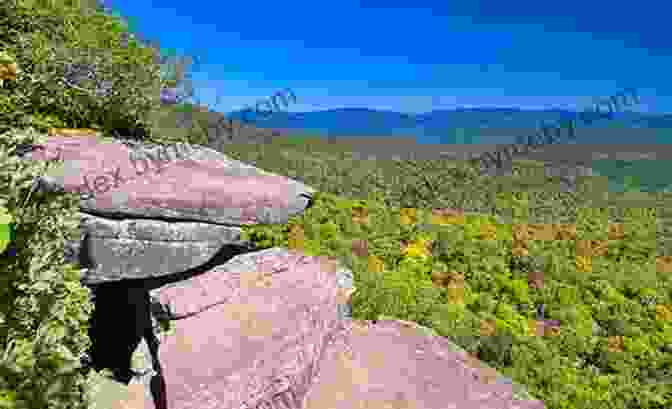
[19,131,545,409]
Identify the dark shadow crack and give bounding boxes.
[80,239,262,404]
[81,240,260,292]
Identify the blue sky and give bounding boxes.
[98,0,670,115]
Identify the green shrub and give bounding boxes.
[0,2,190,406]
[0,126,111,409]
[0,0,167,141]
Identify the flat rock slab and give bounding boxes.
[141,249,354,409]
[20,134,317,282]
[304,319,546,409]
[24,135,315,226]
[77,213,246,284]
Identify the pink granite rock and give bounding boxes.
[24,135,314,226]
[133,247,544,409]
[143,250,350,409]
[304,319,546,409]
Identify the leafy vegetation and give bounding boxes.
[0,127,113,409]
[0,1,197,407]
[1,1,670,408]
[0,0,172,140]
[221,135,672,409]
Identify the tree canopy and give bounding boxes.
[0,0,198,143]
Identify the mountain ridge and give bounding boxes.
[224,107,672,145]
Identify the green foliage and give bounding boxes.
[477,332,514,366]
[0,1,193,403]
[233,137,672,409]
[0,0,172,141]
[0,5,202,404]
[0,126,108,409]
[0,205,12,254]
[1,1,669,407]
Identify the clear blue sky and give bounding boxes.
[98,0,670,115]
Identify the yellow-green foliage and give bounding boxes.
[0,205,12,254]
[241,186,672,409]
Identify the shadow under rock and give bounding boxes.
[81,241,261,389]
[143,240,262,291]
[84,240,263,295]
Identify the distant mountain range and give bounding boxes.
[155,102,672,193]
[225,107,672,145]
